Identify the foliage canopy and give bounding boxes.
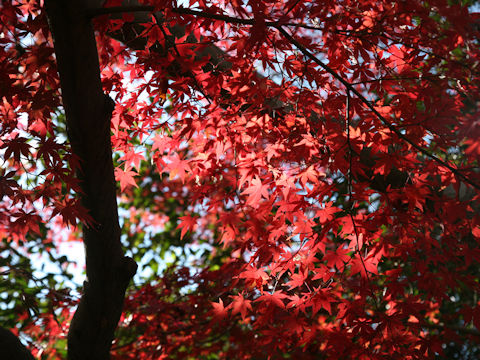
[1,0,480,359]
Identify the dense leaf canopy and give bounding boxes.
[1,0,480,359]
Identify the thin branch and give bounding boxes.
[87,6,256,25]
[345,89,380,308]
[407,321,480,337]
[275,25,480,191]
[284,0,302,17]
[173,7,254,24]
[151,14,212,104]
[86,5,155,17]
[346,90,353,198]
[88,5,320,31]
[350,75,438,85]
[86,5,382,39]
[112,319,210,351]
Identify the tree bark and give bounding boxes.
[44,1,137,359]
[0,327,35,360]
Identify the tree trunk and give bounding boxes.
[0,327,35,360]
[44,1,137,359]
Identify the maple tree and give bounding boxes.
[1,0,480,358]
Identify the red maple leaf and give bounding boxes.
[350,254,379,278]
[177,215,197,239]
[285,271,308,290]
[324,247,351,270]
[230,294,252,321]
[257,291,288,309]
[211,298,228,320]
[1,135,30,162]
[241,176,269,206]
[114,166,138,191]
[164,153,191,183]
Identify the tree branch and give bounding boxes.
[275,25,480,191]
[86,5,326,31]
[0,327,35,360]
[407,321,480,337]
[86,5,255,25]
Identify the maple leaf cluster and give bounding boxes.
[2,0,480,359]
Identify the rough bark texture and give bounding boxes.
[0,327,35,360]
[44,1,137,359]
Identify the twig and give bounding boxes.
[407,321,480,337]
[87,5,316,30]
[345,90,380,309]
[284,0,302,17]
[275,25,480,191]
[151,14,212,104]
[87,6,255,25]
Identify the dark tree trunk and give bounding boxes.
[44,1,137,359]
[0,327,35,360]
